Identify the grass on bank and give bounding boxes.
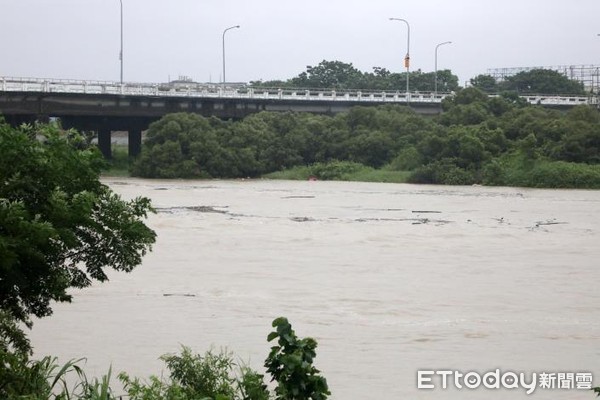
[102,145,132,177]
[484,156,600,189]
[101,145,600,189]
[263,161,411,183]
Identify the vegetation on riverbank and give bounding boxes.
[0,121,156,331]
[102,144,132,177]
[2,316,329,400]
[0,120,155,398]
[263,161,411,183]
[131,86,600,189]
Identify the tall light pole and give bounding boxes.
[222,25,240,88]
[596,34,600,94]
[389,18,410,101]
[119,0,123,84]
[434,41,452,94]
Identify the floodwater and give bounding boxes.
[30,178,600,399]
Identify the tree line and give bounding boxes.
[131,87,600,188]
[249,60,587,96]
[250,60,459,92]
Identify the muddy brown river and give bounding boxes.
[30,178,600,399]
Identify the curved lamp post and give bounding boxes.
[434,41,452,94]
[389,18,410,101]
[222,25,240,88]
[596,35,600,93]
[119,0,123,84]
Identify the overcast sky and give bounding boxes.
[2,0,599,86]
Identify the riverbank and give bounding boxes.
[105,143,600,189]
[107,158,600,190]
[102,145,132,177]
[262,161,411,183]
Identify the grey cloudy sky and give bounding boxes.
[2,0,599,86]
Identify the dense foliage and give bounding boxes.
[132,89,600,188]
[0,120,156,399]
[250,60,459,92]
[252,62,585,96]
[0,120,156,338]
[265,317,330,400]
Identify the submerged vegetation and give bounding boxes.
[131,87,600,189]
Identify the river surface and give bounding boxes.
[30,178,600,399]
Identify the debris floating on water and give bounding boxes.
[290,216,314,222]
[156,205,229,214]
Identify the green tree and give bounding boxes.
[499,68,585,95]
[432,69,460,92]
[408,69,459,92]
[249,60,460,92]
[470,74,498,93]
[444,87,489,108]
[0,120,156,331]
[265,317,330,400]
[290,60,363,89]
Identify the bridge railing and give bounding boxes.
[1,76,596,107]
[0,76,447,103]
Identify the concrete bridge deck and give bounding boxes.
[1,76,597,158]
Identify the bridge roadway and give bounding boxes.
[0,76,597,158]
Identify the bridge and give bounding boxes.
[1,76,597,158]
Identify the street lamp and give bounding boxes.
[119,0,123,84]
[222,25,240,88]
[596,35,600,93]
[389,17,410,101]
[434,41,452,94]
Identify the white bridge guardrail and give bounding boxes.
[1,76,597,107]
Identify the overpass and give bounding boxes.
[1,76,597,158]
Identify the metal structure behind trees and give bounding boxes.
[487,65,600,93]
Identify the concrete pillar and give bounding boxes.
[128,129,142,157]
[98,128,112,159]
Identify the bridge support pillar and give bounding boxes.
[128,129,142,157]
[98,128,112,159]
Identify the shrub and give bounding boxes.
[309,161,367,180]
[265,317,330,400]
[525,161,600,188]
[388,146,423,171]
[409,159,477,185]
